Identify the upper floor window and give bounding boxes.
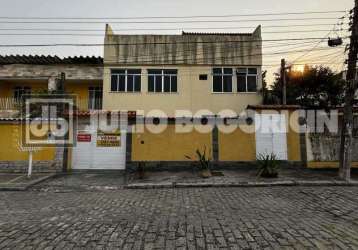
[213,68,233,93]
[237,68,258,92]
[148,69,177,93]
[13,86,31,101]
[111,69,141,92]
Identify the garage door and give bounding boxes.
[255,114,288,160]
[72,129,126,170]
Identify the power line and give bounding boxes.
[0,45,342,66]
[103,40,318,62]
[0,37,350,47]
[101,47,343,65]
[0,29,348,37]
[290,12,349,64]
[0,10,347,20]
[293,48,345,61]
[0,29,349,37]
[0,17,344,24]
[0,23,346,32]
[101,42,333,63]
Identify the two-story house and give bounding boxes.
[103,25,263,117]
[73,24,299,171]
[67,25,299,171]
[0,56,104,172]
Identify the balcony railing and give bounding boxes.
[0,97,103,113]
[0,98,21,111]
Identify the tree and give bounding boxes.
[268,65,345,108]
[261,70,280,105]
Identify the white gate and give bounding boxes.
[72,129,126,170]
[255,114,288,160]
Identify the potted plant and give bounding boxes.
[256,153,279,178]
[185,147,212,178]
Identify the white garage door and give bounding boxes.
[255,114,288,160]
[72,129,126,170]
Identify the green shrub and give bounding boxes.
[185,146,211,171]
[257,153,279,178]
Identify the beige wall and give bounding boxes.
[103,65,262,116]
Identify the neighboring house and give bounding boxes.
[103,24,263,117]
[0,55,103,172]
[0,55,103,117]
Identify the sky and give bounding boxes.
[0,0,354,84]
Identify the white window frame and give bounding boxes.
[212,68,233,93]
[237,67,258,93]
[111,69,141,92]
[148,69,178,93]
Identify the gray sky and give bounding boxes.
[0,0,354,83]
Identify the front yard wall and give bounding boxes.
[218,125,256,161]
[131,118,301,163]
[0,123,62,172]
[306,133,358,168]
[131,125,212,161]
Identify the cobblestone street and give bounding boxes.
[1,186,358,249]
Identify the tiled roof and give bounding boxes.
[0,55,103,65]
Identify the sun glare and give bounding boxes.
[293,65,305,72]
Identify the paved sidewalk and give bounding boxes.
[26,167,358,192]
[32,172,127,192]
[126,167,358,189]
[0,173,55,191]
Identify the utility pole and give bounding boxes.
[281,58,287,105]
[339,2,358,181]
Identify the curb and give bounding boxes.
[125,180,358,189]
[0,174,57,191]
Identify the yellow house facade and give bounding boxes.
[100,25,303,166]
[103,25,263,116]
